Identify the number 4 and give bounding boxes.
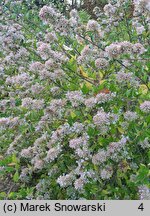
[138,203,144,211]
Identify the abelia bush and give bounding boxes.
[0,0,150,200]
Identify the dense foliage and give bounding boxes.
[0,0,150,200]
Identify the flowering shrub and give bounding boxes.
[0,0,150,200]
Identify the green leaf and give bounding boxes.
[136,164,149,184]
[13,171,19,183]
